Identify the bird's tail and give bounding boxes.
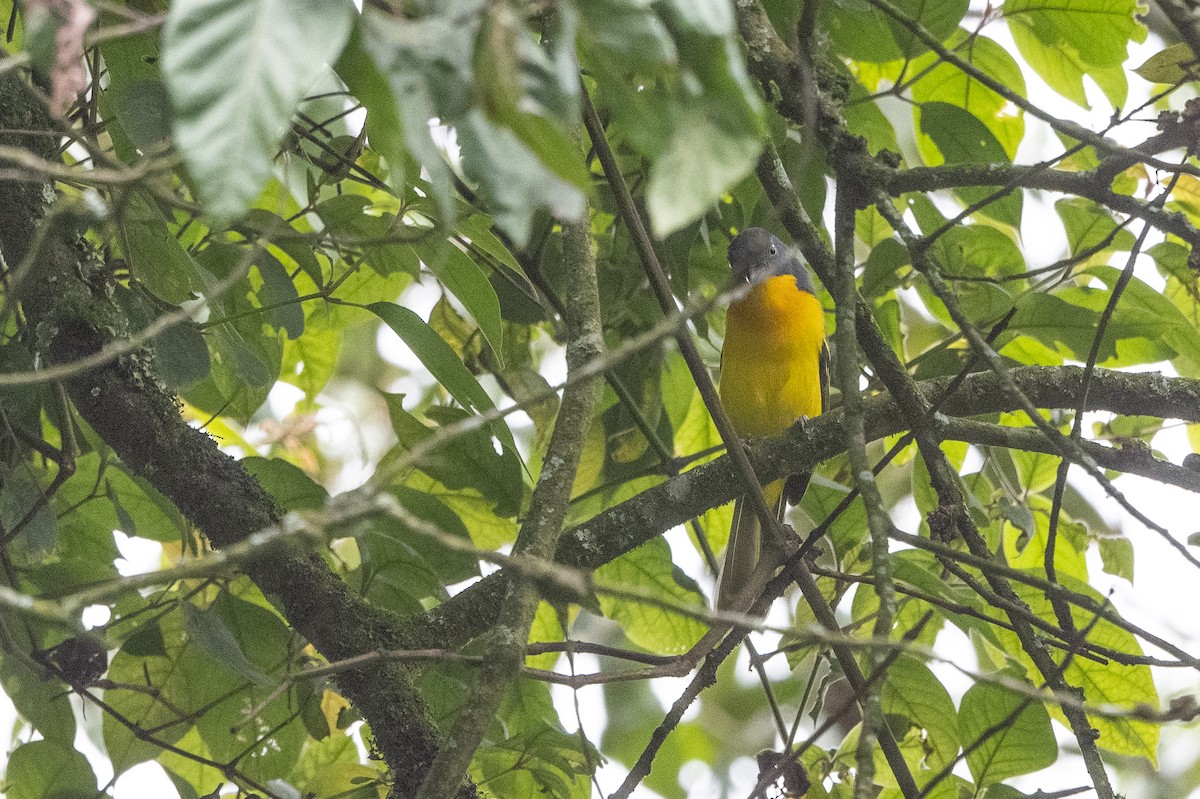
[716,477,792,611]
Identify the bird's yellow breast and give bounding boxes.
[720,275,825,440]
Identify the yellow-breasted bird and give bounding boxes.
[716,228,829,611]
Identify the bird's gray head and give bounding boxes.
[727,228,814,294]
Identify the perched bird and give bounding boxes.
[716,228,829,611]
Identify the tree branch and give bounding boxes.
[418,365,1200,647]
[415,203,603,799]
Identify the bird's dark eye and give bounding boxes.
[769,245,777,256]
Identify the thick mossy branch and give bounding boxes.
[0,71,459,799]
[419,365,1200,648]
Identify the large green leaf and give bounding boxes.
[315,195,420,278]
[1055,197,1135,258]
[473,2,588,193]
[190,593,307,783]
[595,538,707,654]
[357,3,480,225]
[647,101,765,238]
[999,577,1160,764]
[243,456,329,511]
[910,32,1025,161]
[4,740,97,799]
[473,678,594,799]
[0,464,55,560]
[162,0,356,220]
[879,656,960,772]
[0,648,76,746]
[577,0,676,69]
[917,101,1022,226]
[278,304,343,406]
[458,109,586,247]
[824,0,968,62]
[182,601,272,687]
[1056,265,1200,376]
[926,224,1025,279]
[959,681,1057,785]
[335,23,415,204]
[55,453,187,543]
[104,613,204,773]
[1005,0,1145,108]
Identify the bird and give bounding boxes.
[716,228,829,611]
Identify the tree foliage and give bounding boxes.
[1,1,1199,798]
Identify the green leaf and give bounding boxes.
[1007,292,1105,362]
[182,244,286,421]
[959,681,1057,784]
[243,456,329,511]
[422,240,506,365]
[1005,0,1145,108]
[927,224,1025,279]
[406,471,520,549]
[183,322,282,422]
[458,109,586,247]
[647,103,764,238]
[879,656,960,771]
[595,538,707,654]
[280,304,343,405]
[888,549,1005,650]
[1134,42,1199,84]
[474,4,588,193]
[315,195,420,278]
[910,33,1025,161]
[843,67,899,157]
[148,320,211,389]
[1056,197,1136,258]
[1005,0,1144,69]
[157,728,226,796]
[336,29,414,205]
[1000,576,1160,764]
[104,614,198,772]
[182,601,272,686]
[824,0,967,62]
[112,78,173,151]
[1098,534,1135,583]
[918,101,1022,226]
[474,679,594,799]
[119,189,203,304]
[4,740,97,799]
[1002,498,1090,584]
[368,301,518,461]
[1009,448,1060,495]
[255,251,304,340]
[383,400,523,518]
[189,594,307,783]
[0,649,76,745]
[578,0,675,68]
[358,5,479,225]
[0,464,56,559]
[1036,273,1181,370]
[386,486,481,585]
[162,0,356,221]
[96,19,167,160]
